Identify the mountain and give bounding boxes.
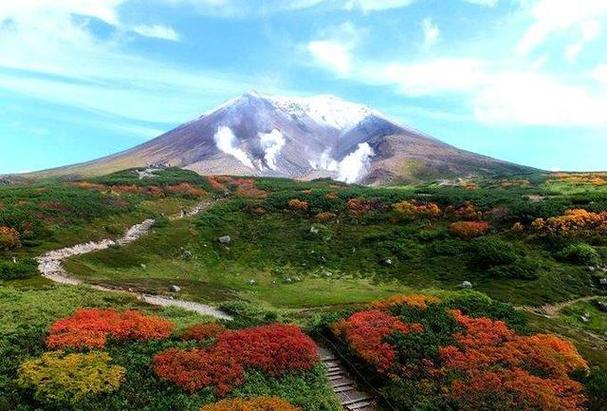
[29,92,534,184]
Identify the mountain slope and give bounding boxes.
[29,92,534,184]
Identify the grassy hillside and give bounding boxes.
[3,169,607,409]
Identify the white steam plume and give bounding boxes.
[214,126,254,168]
[337,143,375,183]
[259,129,285,170]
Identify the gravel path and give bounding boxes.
[35,202,232,321]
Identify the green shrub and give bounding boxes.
[557,243,601,265]
[488,258,540,280]
[469,236,519,267]
[0,258,37,280]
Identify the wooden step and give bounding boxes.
[342,397,372,407]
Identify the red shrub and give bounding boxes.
[438,310,588,410]
[47,308,174,349]
[216,324,318,376]
[449,221,490,239]
[233,179,268,199]
[153,348,244,396]
[182,323,226,341]
[111,185,141,194]
[153,323,317,395]
[332,310,422,373]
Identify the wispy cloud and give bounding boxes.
[131,24,180,41]
[421,18,440,49]
[462,0,497,7]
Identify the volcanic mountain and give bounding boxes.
[33,92,533,184]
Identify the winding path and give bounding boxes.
[36,201,232,320]
[517,295,603,318]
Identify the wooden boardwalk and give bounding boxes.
[317,346,380,411]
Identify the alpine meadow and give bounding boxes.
[2,1,607,410]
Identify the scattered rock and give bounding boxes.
[461,281,473,289]
[169,285,181,293]
[581,312,591,323]
[12,256,17,264]
[596,301,607,313]
[284,277,293,283]
[310,226,320,234]
[383,258,393,266]
[140,264,147,270]
[589,266,596,272]
[247,279,256,286]
[181,250,193,260]
[218,235,231,244]
[599,278,607,286]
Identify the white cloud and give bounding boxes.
[474,72,607,127]
[307,22,359,76]
[421,18,440,49]
[517,0,607,55]
[463,0,497,7]
[343,0,414,12]
[363,58,485,96]
[337,143,375,183]
[307,41,353,75]
[214,126,254,168]
[132,24,180,41]
[259,129,286,170]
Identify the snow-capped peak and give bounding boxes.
[263,93,375,130]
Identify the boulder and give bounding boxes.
[596,301,607,313]
[169,285,181,293]
[218,235,231,244]
[310,226,320,234]
[461,281,473,289]
[599,278,607,286]
[247,279,256,286]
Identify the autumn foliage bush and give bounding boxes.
[329,294,589,410]
[46,308,174,349]
[182,322,226,341]
[532,208,607,237]
[314,211,337,222]
[153,348,244,395]
[200,397,300,411]
[449,221,491,239]
[153,323,318,396]
[392,201,441,219]
[346,198,374,216]
[288,199,309,211]
[0,225,21,250]
[17,351,125,405]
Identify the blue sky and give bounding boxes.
[1,0,606,174]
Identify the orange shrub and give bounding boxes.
[392,201,441,219]
[200,397,300,411]
[370,294,441,311]
[447,202,481,220]
[208,176,229,191]
[70,182,108,191]
[47,308,174,349]
[288,199,309,211]
[449,221,490,239]
[0,226,21,250]
[232,179,267,199]
[111,185,141,194]
[165,183,207,198]
[346,198,373,216]
[531,209,607,237]
[182,323,226,341]
[315,212,337,222]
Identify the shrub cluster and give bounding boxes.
[392,201,441,219]
[329,294,588,410]
[182,322,226,341]
[17,351,125,405]
[0,226,20,250]
[532,209,607,237]
[449,221,491,239]
[46,308,174,349]
[200,396,300,411]
[0,258,37,280]
[153,323,318,396]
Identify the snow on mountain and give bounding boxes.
[262,93,375,131]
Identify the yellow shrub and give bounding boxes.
[17,351,125,404]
